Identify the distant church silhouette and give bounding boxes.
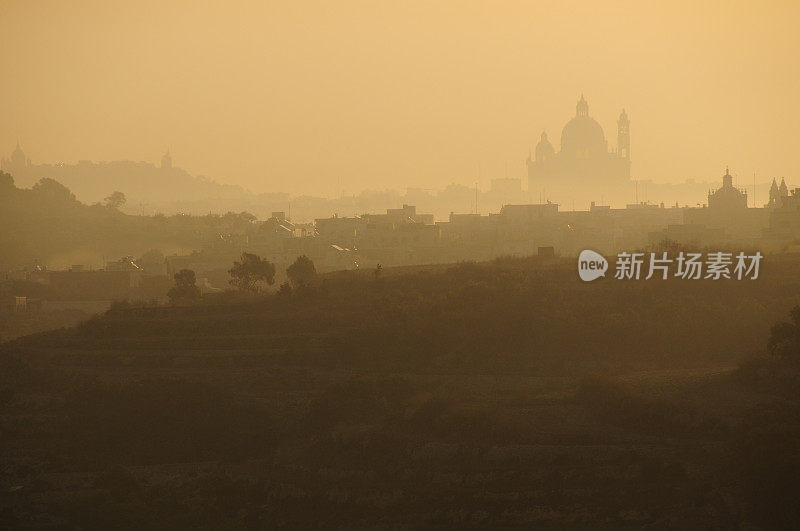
[708,167,747,210]
[0,140,31,176]
[527,95,631,194]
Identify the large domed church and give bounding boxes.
[526,95,631,200]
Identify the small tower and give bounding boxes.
[535,131,555,162]
[617,109,630,160]
[575,94,588,117]
[768,178,780,207]
[779,177,789,197]
[722,166,733,187]
[161,150,172,170]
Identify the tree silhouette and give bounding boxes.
[32,178,76,202]
[768,306,800,357]
[104,191,126,210]
[229,252,276,291]
[167,269,200,304]
[286,255,316,288]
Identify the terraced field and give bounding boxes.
[2,257,799,527]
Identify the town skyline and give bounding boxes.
[1,92,794,201]
[2,137,791,224]
[2,1,799,197]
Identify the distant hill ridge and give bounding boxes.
[0,172,255,270]
[1,143,290,218]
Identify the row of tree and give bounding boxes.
[168,253,316,303]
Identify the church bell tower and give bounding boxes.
[617,109,630,160]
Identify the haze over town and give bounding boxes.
[2,1,799,197]
[5,2,800,528]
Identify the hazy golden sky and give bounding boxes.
[1,0,799,196]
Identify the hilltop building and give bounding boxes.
[1,141,31,175]
[526,96,631,203]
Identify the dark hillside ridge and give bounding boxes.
[7,256,800,373]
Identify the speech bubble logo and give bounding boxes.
[577,249,608,281]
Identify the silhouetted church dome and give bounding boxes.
[535,131,555,161]
[560,96,607,158]
[708,167,747,210]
